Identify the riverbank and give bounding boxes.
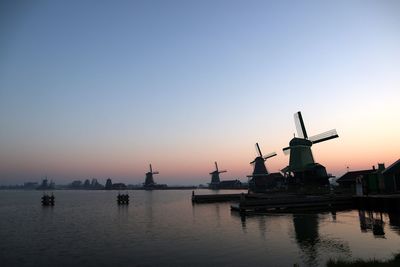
[328,253,400,266]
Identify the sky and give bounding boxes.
[0,0,399,185]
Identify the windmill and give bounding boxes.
[249,143,277,176]
[209,162,227,189]
[247,143,278,192]
[144,164,159,188]
[282,111,339,185]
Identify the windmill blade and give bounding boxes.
[250,160,256,164]
[219,170,227,173]
[149,164,153,173]
[214,161,218,172]
[309,129,339,144]
[294,111,308,139]
[255,143,262,157]
[264,152,277,159]
[283,146,291,155]
[152,171,159,175]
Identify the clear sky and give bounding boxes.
[1,0,399,185]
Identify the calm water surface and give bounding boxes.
[0,190,400,267]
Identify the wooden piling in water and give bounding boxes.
[41,193,55,206]
[117,193,130,205]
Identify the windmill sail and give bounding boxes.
[309,129,339,144]
[264,152,277,159]
[256,143,262,157]
[294,111,308,139]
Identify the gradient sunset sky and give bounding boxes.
[1,0,399,185]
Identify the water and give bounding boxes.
[0,190,399,267]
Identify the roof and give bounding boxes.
[336,169,374,183]
[382,159,400,175]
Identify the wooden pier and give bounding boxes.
[230,193,353,213]
[191,191,243,203]
[353,194,400,211]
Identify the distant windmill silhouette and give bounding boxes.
[144,164,159,188]
[247,143,277,192]
[209,162,227,189]
[282,111,339,185]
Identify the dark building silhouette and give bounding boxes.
[23,182,38,189]
[336,169,375,189]
[90,178,103,189]
[83,179,91,188]
[382,159,400,193]
[105,178,113,190]
[218,179,242,189]
[37,177,55,190]
[112,183,127,190]
[338,159,400,194]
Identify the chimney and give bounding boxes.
[378,163,385,171]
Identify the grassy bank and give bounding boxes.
[327,253,400,267]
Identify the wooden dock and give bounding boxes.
[230,194,353,213]
[191,191,243,203]
[353,194,400,211]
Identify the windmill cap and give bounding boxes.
[289,137,312,147]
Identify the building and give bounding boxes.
[249,172,285,192]
[336,169,375,189]
[382,159,400,193]
[337,159,400,195]
[217,179,243,189]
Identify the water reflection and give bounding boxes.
[145,191,154,230]
[232,210,352,267]
[357,209,400,237]
[331,210,337,222]
[292,213,320,266]
[258,215,267,240]
[358,210,385,237]
[388,211,400,235]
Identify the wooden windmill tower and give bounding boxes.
[247,143,277,192]
[144,164,159,188]
[209,162,227,189]
[282,111,339,186]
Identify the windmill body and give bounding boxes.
[144,172,155,186]
[282,112,339,186]
[253,157,269,176]
[288,138,314,170]
[210,172,221,184]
